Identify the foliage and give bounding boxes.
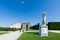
[48,22,60,30]
[0,27,21,31]
[30,23,40,30]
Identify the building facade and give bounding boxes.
[10,22,31,30]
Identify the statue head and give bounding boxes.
[42,12,47,16]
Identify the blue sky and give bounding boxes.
[0,0,60,27]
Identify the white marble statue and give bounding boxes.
[42,12,47,25]
[39,12,48,36]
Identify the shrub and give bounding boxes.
[0,27,21,31]
[30,23,40,30]
[48,22,60,30]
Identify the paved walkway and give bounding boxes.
[49,30,60,33]
[25,30,38,32]
[0,30,23,40]
[25,30,60,33]
[0,30,60,40]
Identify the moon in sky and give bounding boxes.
[21,0,24,4]
[18,0,24,4]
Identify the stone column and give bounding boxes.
[39,12,48,36]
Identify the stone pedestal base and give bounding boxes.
[39,25,48,36]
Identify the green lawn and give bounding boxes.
[18,32,60,40]
[0,31,10,35]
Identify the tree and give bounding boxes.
[30,23,40,30]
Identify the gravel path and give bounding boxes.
[0,31,23,40]
[25,30,60,33]
[49,30,60,33]
[0,30,60,40]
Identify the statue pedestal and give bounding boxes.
[39,24,48,36]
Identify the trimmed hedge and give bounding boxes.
[0,27,21,31]
[48,22,60,30]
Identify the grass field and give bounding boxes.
[18,32,60,40]
[0,31,10,35]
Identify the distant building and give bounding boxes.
[22,22,31,30]
[10,22,21,28]
[10,22,31,30]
